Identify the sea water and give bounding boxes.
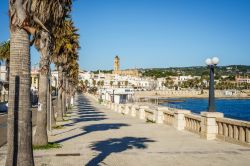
[161,98,250,122]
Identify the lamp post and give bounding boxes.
[205,57,219,112]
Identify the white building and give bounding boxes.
[0,65,8,102]
[51,70,58,88]
[0,65,7,82]
[100,88,134,104]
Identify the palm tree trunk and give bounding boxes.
[57,66,63,121]
[33,31,51,146]
[6,27,34,166]
[47,76,56,128]
[65,77,69,111]
[6,59,9,82]
[47,78,51,130]
[62,72,66,114]
[33,72,48,146]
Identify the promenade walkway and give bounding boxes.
[1,94,250,166]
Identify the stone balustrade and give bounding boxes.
[158,107,174,125]
[98,97,250,147]
[124,104,132,115]
[131,105,140,117]
[216,117,250,146]
[144,108,155,122]
[139,106,148,120]
[185,113,202,134]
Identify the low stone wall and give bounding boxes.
[0,114,7,147]
[0,108,37,147]
[216,117,250,146]
[98,97,250,147]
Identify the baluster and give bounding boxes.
[233,126,239,140]
[195,121,199,132]
[190,119,192,129]
[218,122,223,135]
[228,125,233,138]
[246,127,250,143]
[192,120,195,131]
[239,127,246,142]
[194,120,197,131]
[223,123,228,137]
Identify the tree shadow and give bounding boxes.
[54,123,129,143]
[86,137,155,166]
[63,97,107,126]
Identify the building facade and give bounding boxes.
[112,55,140,77]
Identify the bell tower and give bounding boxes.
[114,55,120,71]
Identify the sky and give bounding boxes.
[1,0,250,70]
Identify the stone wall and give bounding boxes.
[0,108,37,147]
[98,97,250,147]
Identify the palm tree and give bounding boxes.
[65,59,79,108]
[0,40,10,81]
[97,81,101,87]
[0,41,10,102]
[6,1,34,165]
[93,79,97,87]
[125,81,128,87]
[110,81,113,87]
[100,80,104,87]
[30,0,73,146]
[51,19,79,121]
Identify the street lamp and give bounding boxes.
[205,57,219,112]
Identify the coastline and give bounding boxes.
[135,90,250,100]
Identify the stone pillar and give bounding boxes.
[131,105,138,117]
[124,104,131,115]
[246,128,250,144]
[201,112,224,140]
[114,104,119,112]
[139,106,148,120]
[107,101,111,109]
[118,104,123,113]
[112,103,116,111]
[110,103,114,110]
[174,110,191,130]
[156,108,164,124]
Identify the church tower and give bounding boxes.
[114,55,120,71]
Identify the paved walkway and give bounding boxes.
[1,94,250,166]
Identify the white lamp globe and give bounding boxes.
[205,58,212,65]
[212,57,219,65]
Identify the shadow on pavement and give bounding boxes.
[86,137,155,166]
[64,95,107,127]
[54,123,130,143]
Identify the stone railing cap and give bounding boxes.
[157,107,169,111]
[139,106,149,109]
[201,112,224,118]
[174,109,191,114]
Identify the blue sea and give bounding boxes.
[161,98,250,122]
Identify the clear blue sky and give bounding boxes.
[1,0,250,70]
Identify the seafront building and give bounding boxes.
[0,65,8,102]
[31,65,39,91]
[235,75,250,83]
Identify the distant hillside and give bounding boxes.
[140,65,250,78]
